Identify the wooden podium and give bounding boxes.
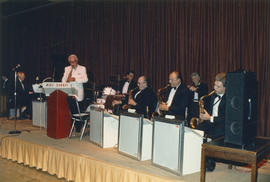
[47,90,71,139]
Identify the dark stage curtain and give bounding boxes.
[2,0,270,136]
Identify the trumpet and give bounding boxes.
[190,90,215,128]
[122,87,138,110]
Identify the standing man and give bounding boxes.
[159,71,190,120]
[127,76,157,118]
[62,54,88,102]
[62,54,88,133]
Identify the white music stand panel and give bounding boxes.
[152,119,182,173]
[32,101,47,128]
[140,119,153,161]
[118,114,141,159]
[182,127,204,175]
[89,108,103,146]
[103,113,119,148]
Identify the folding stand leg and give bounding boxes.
[80,120,87,141]
[69,119,76,138]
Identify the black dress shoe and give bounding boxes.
[206,158,216,172]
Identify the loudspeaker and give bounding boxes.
[224,72,257,146]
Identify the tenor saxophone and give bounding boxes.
[190,90,215,128]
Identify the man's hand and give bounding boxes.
[67,77,75,82]
[189,86,197,92]
[200,109,211,121]
[128,98,137,106]
[159,102,169,111]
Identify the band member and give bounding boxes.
[62,54,88,133]
[158,71,190,120]
[188,72,208,102]
[198,72,226,172]
[199,72,226,139]
[118,71,137,94]
[7,71,33,119]
[62,54,88,102]
[127,76,157,118]
[187,72,208,124]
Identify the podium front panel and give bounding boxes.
[118,113,142,160]
[89,108,104,146]
[32,101,47,128]
[182,127,203,175]
[152,118,184,175]
[103,113,119,148]
[47,90,71,139]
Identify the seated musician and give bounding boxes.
[7,71,33,119]
[187,72,208,125]
[114,76,157,118]
[158,71,189,120]
[198,72,226,172]
[118,71,137,94]
[111,71,136,112]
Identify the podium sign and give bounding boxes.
[41,82,74,96]
[47,90,71,139]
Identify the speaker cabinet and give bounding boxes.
[225,72,257,146]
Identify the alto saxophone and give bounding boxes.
[190,90,215,128]
[155,84,170,117]
[122,87,138,110]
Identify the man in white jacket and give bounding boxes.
[62,54,88,133]
[62,54,88,102]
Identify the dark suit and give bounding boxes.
[165,83,190,120]
[132,87,157,118]
[187,82,209,123]
[119,80,137,94]
[190,82,208,100]
[199,94,226,139]
[7,78,32,117]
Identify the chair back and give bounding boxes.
[66,96,81,115]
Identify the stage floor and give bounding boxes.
[0,117,270,182]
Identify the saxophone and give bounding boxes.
[190,90,215,128]
[154,84,170,117]
[122,87,138,110]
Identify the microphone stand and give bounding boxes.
[9,69,21,134]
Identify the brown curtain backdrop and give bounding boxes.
[2,0,270,136]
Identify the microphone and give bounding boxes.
[12,64,21,71]
[35,75,39,84]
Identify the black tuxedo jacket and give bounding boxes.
[132,87,157,118]
[190,82,208,100]
[203,94,226,138]
[165,83,190,119]
[7,78,28,107]
[119,80,137,94]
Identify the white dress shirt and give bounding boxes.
[210,94,223,123]
[166,83,181,107]
[122,81,129,94]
